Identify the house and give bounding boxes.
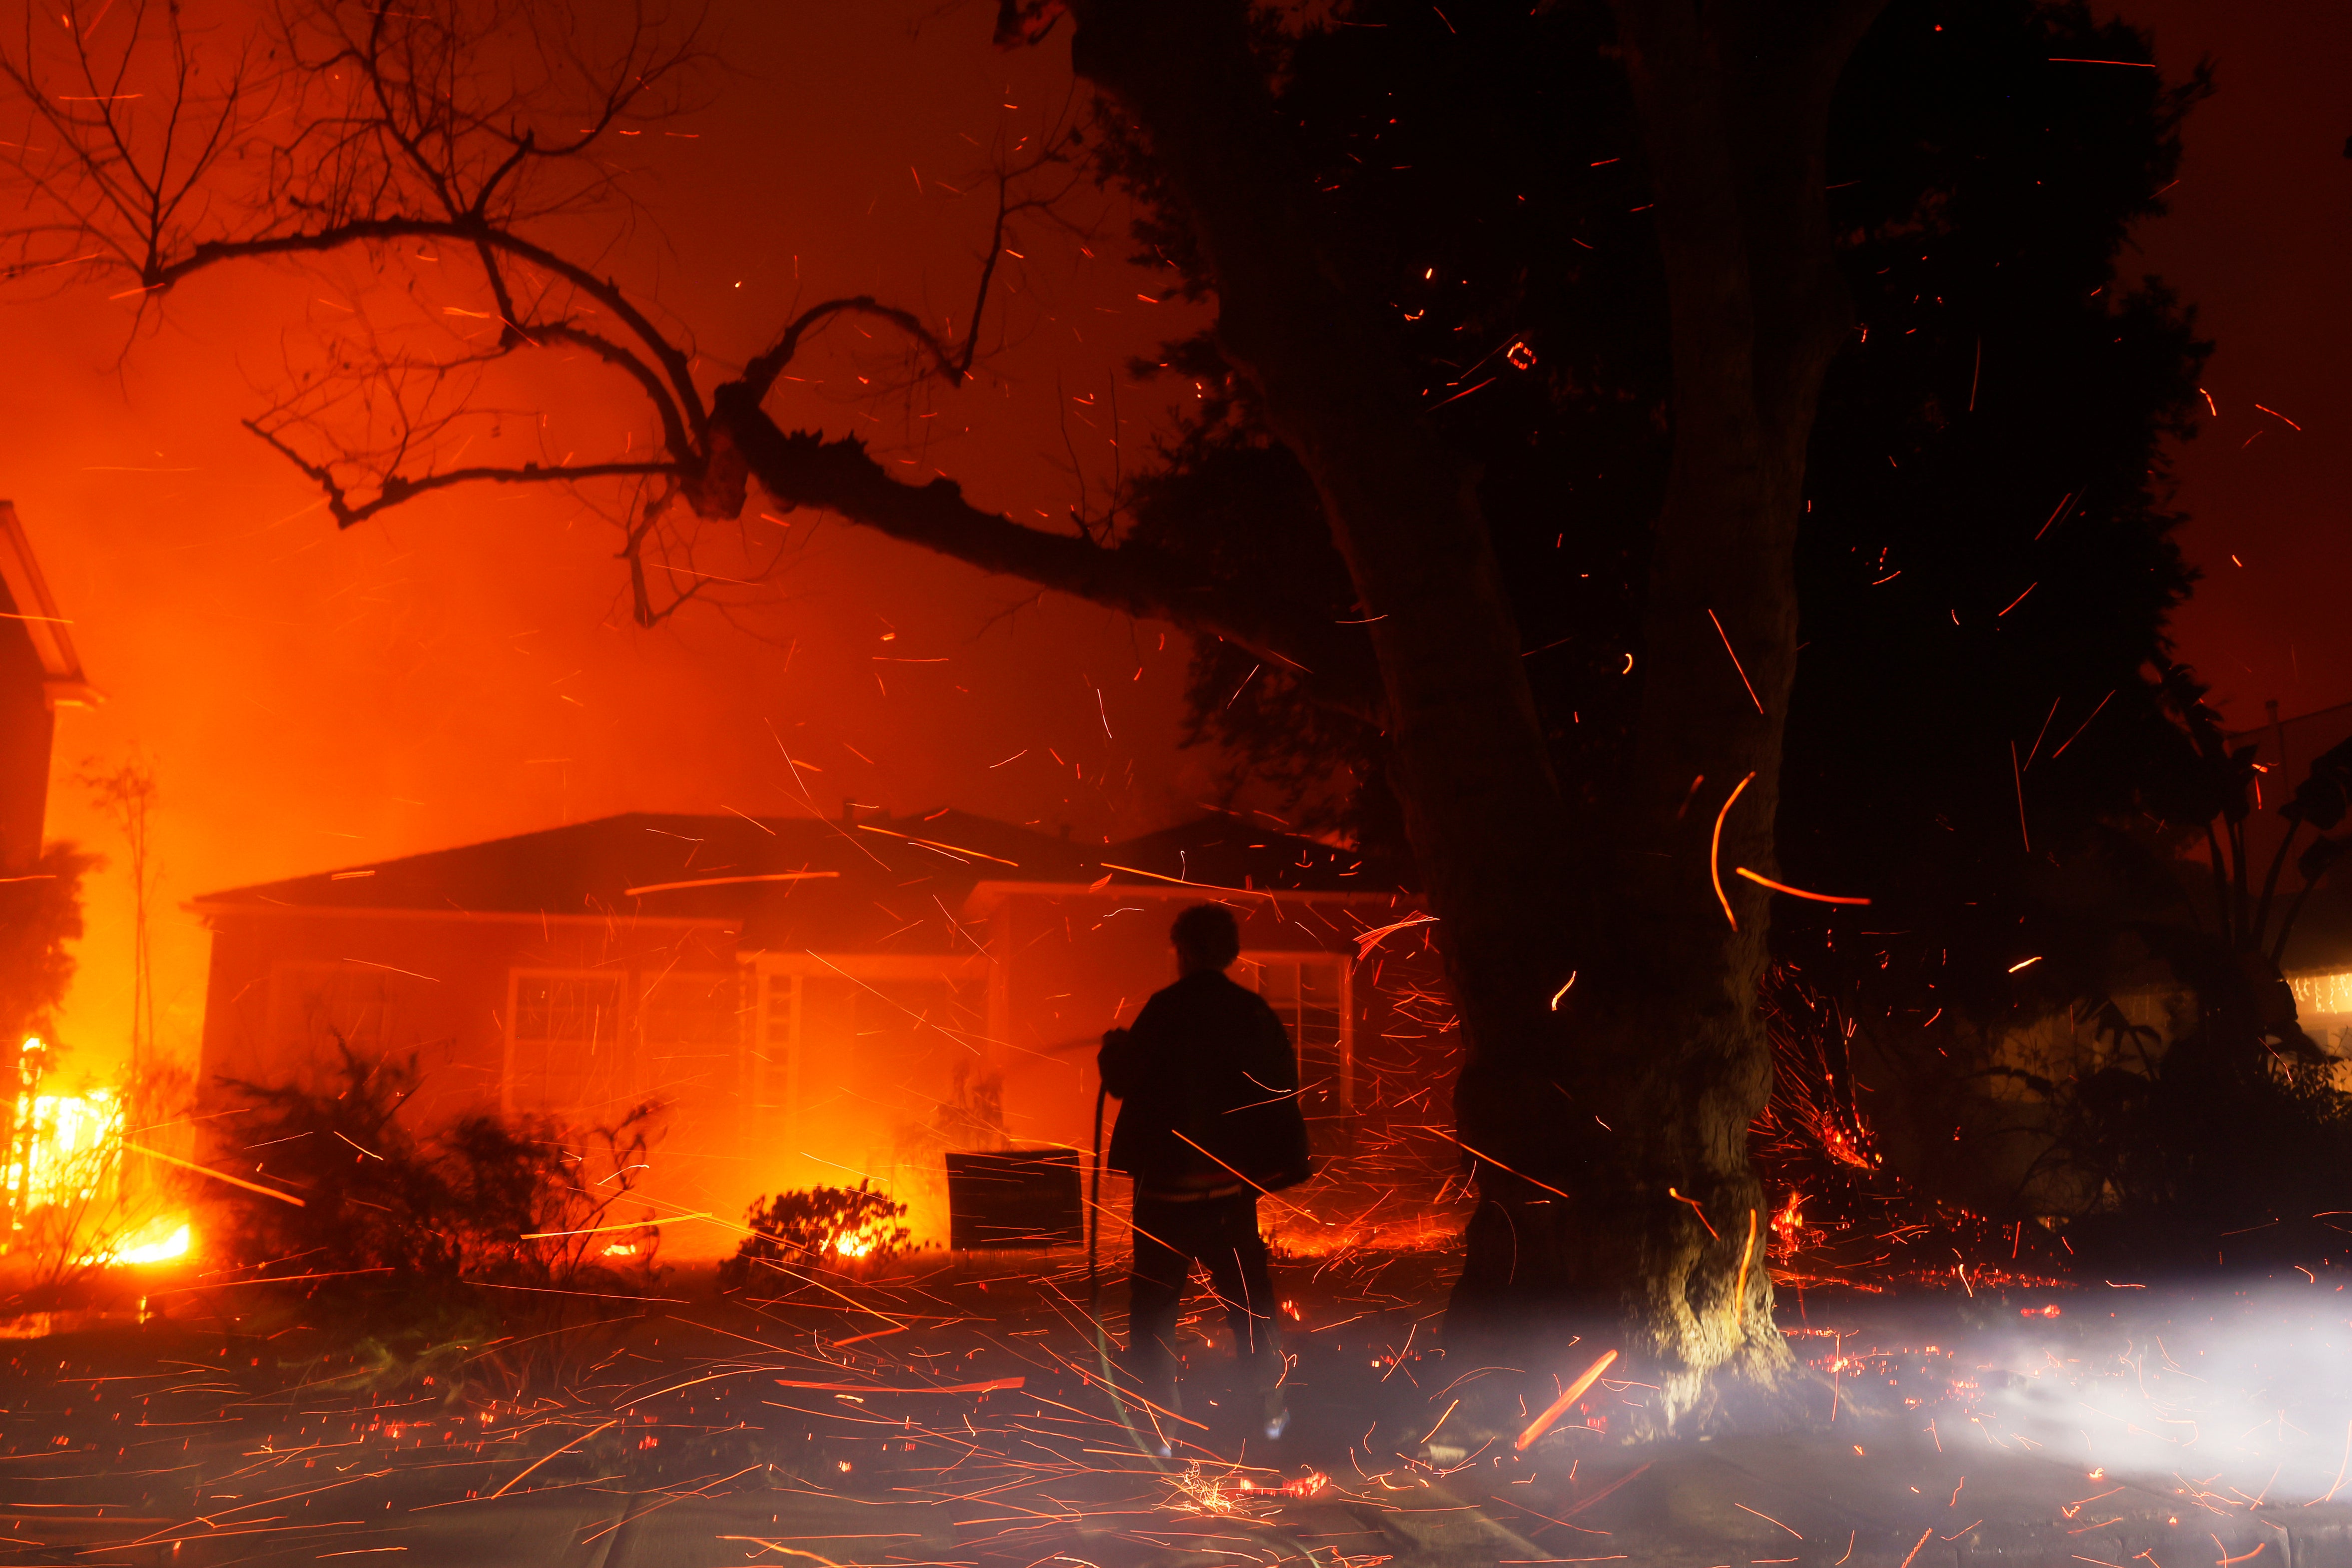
[2224,700,2352,1044]
[0,503,97,870]
[189,808,1429,1252]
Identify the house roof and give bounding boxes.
[189,809,1393,947]
[0,502,97,709]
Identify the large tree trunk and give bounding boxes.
[1048,0,1876,1435]
[1443,0,1882,1432]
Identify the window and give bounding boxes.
[1236,955,1352,1114]
[507,971,624,1116]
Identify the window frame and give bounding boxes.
[1235,950,1355,1114]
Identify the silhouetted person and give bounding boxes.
[1099,903,1312,1447]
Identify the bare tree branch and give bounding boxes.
[707,386,1379,717]
[243,415,680,528]
[4,0,1383,708]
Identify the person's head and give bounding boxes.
[1171,903,1242,976]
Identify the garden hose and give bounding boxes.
[1088,1081,1170,1464]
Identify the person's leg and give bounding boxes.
[1124,1199,1193,1411]
[1197,1195,1288,1436]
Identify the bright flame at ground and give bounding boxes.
[83,1218,192,1268]
[832,1231,876,1259]
[8,1080,121,1215]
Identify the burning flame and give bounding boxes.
[1771,1189,1806,1246]
[8,1073,121,1214]
[832,1230,876,1259]
[82,1217,192,1268]
[7,1040,195,1268]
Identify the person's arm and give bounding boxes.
[1099,996,1162,1099]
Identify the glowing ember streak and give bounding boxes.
[624,871,839,896]
[773,1377,1023,1394]
[1096,860,1281,899]
[1357,912,1439,959]
[1435,1128,1573,1200]
[1732,868,1871,906]
[1713,774,1756,929]
[1515,1349,1618,1450]
[492,1418,617,1498]
[1734,1206,1758,1328]
[1170,1129,1328,1218]
[2008,956,2043,973]
[854,824,1021,867]
[1707,608,1765,715]
[1735,1503,1804,1539]
[1667,1186,1721,1241]
[522,1213,703,1239]
[1549,972,1577,1010]
[127,1142,306,1206]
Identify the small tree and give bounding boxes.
[76,758,159,1086]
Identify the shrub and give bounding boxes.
[206,1044,664,1392]
[719,1182,910,1290]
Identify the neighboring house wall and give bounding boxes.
[0,502,95,871]
[0,602,49,869]
[191,813,1439,1255]
[196,908,748,1235]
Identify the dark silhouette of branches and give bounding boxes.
[0,0,1352,689]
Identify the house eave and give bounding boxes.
[185,900,734,931]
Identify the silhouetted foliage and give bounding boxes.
[209,1045,663,1389]
[719,1182,912,1291]
[1102,0,2205,890]
[1761,664,2352,1281]
[0,844,96,1053]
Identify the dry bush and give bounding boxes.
[208,1044,664,1394]
[719,1182,911,1291]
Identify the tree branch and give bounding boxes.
[707,382,1380,718]
[242,416,679,528]
[164,216,709,442]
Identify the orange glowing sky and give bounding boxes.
[5,0,2348,1077]
[2127,0,2352,735]
[5,0,1214,1075]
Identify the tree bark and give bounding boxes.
[1035,0,1885,1434]
[1446,0,1883,1430]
